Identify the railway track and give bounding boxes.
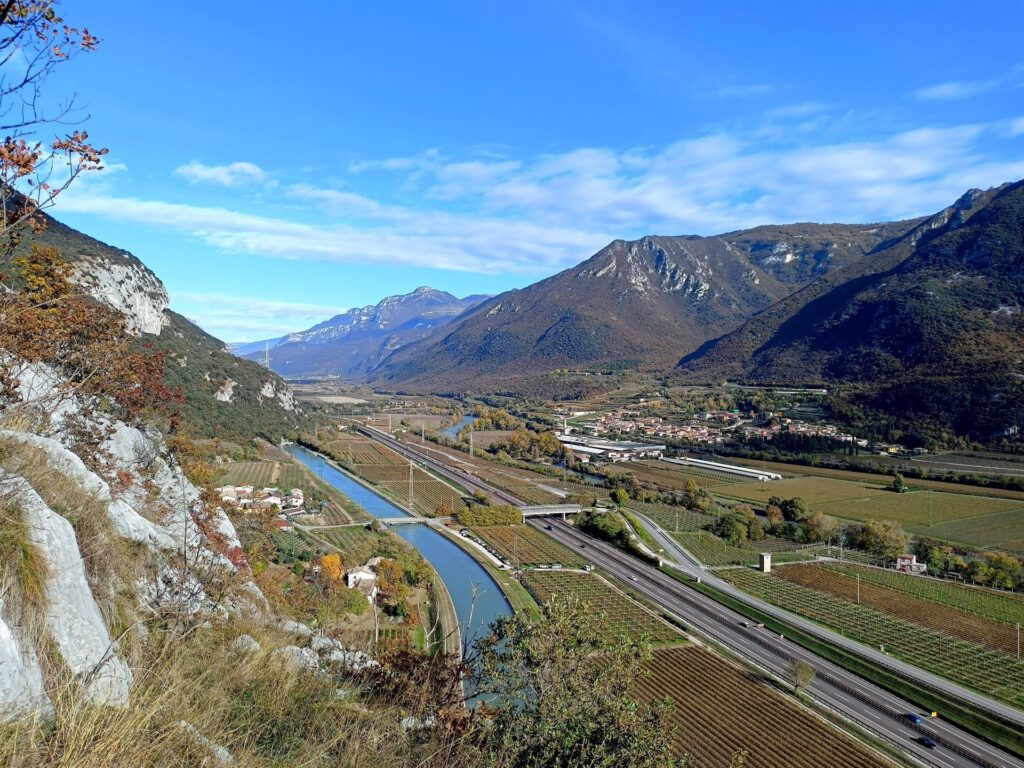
[357,425,526,507]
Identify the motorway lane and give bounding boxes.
[355,425,1022,766]
[631,509,1024,731]
[533,519,1024,768]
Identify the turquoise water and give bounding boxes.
[287,444,513,654]
[441,415,475,440]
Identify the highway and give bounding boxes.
[356,424,1024,767]
[631,509,1024,730]
[532,518,1024,768]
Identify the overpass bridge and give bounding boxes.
[521,504,583,520]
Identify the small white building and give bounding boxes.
[346,564,379,604]
[894,553,926,574]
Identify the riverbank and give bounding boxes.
[287,445,463,655]
[287,443,513,656]
[436,527,539,619]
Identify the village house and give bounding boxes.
[215,484,305,514]
[894,553,927,574]
[346,561,380,604]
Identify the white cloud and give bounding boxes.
[58,188,603,274]
[914,79,998,101]
[171,292,349,342]
[914,65,1024,101]
[57,117,1024,284]
[173,160,267,187]
[1010,116,1024,136]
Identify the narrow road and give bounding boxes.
[631,509,1024,729]
[533,518,1024,768]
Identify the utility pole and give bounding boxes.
[929,489,934,528]
[856,574,861,605]
[408,459,415,514]
[469,425,474,458]
[1017,623,1020,660]
[421,423,425,444]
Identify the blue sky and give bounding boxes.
[45,1,1024,342]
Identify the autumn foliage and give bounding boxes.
[320,552,344,584]
[0,243,181,430]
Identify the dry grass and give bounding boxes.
[0,440,151,643]
[0,498,49,638]
[0,619,485,768]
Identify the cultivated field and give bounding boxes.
[915,508,1024,555]
[777,563,1020,656]
[313,527,384,566]
[472,525,585,567]
[327,435,399,465]
[724,567,1024,708]
[627,501,717,533]
[524,570,681,644]
[718,476,889,506]
[232,516,314,561]
[637,646,894,768]
[815,491,1021,527]
[471,430,514,448]
[671,531,816,567]
[822,563,1024,626]
[277,463,316,492]
[727,456,1024,501]
[326,434,469,517]
[714,467,1024,553]
[219,461,278,488]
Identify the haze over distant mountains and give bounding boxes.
[234,287,489,377]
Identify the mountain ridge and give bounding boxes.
[368,218,921,392]
[15,210,305,441]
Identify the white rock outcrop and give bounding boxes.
[0,429,177,551]
[0,608,50,718]
[2,474,133,706]
[214,379,237,403]
[71,258,169,336]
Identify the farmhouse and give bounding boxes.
[894,553,927,574]
[346,561,380,604]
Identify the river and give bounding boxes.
[287,444,513,656]
[441,415,475,440]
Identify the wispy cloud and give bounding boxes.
[174,160,268,187]
[171,292,349,341]
[914,79,999,101]
[702,83,777,99]
[913,65,1024,101]
[58,117,1024,284]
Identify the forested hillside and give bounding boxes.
[679,182,1024,443]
